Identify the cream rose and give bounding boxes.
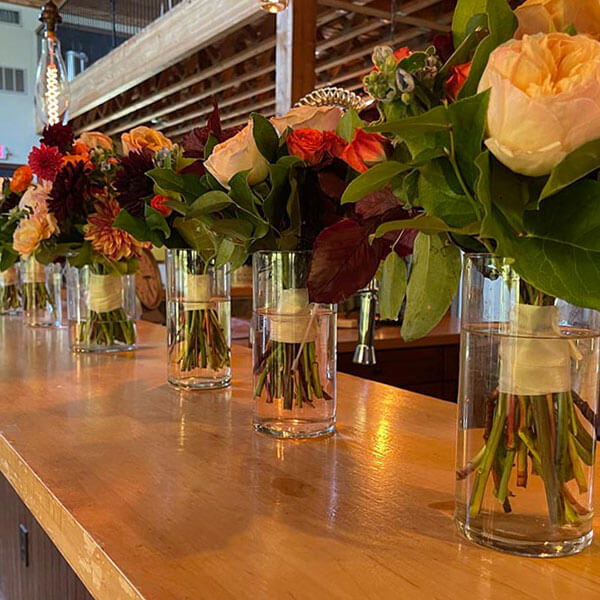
[121,126,173,155]
[478,33,600,176]
[77,131,113,150]
[516,0,600,40]
[204,119,269,188]
[270,105,343,135]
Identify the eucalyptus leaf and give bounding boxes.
[378,252,407,321]
[401,232,461,341]
[539,138,600,202]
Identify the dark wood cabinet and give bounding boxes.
[0,474,93,600]
[338,343,460,402]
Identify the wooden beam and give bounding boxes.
[69,0,265,120]
[317,0,451,32]
[275,0,317,115]
[74,37,275,134]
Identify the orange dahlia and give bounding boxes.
[83,197,150,261]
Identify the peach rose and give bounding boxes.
[121,126,173,155]
[478,33,600,176]
[13,210,59,258]
[270,105,343,135]
[76,131,113,151]
[19,181,52,214]
[204,119,269,188]
[516,0,600,40]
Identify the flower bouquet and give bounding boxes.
[0,168,31,313]
[333,0,600,555]
[114,120,243,387]
[172,100,413,434]
[14,124,149,345]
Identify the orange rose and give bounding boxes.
[62,155,93,169]
[121,126,173,155]
[72,141,91,156]
[76,131,113,151]
[446,62,471,100]
[340,129,387,173]
[323,131,347,157]
[287,129,327,165]
[150,194,172,217]
[10,165,32,193]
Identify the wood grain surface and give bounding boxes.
[0,317,598,600]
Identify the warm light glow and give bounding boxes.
[260,0,289,13]
[44,64,60,125]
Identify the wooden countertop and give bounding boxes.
[337,313,460,353]
[0,318,598,600]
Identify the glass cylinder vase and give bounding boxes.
[166,249,231,390]
[20,257,62,327]
[455,254,600,557]
[0,264,21,315]
[66,264,137,353]
[252,250,337,438]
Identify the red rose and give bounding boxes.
[287,129,327,165]
[340,129,387,173]
[393,46,410,62]
[150,194,172,217]
[323,131,347,158]
[446,62,471,100]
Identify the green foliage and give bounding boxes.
[378,252,407,321]
[341,161,411,205]
[251,113,279,163]
[401,232,461,341]
[337,109,364,143]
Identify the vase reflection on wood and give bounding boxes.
[20,257,62,327]
[455,255,600,557]
[166,249,231,390]
[0,265,21,315]
[252,250,337,438]
[66,264,137,353]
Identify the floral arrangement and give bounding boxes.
[336,0,600,531]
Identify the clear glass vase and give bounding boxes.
[20,257,62,327]
[166,249,231,389]
[252,250,337,438]
[0,264,21,315]
[66,264,137,353]
[455,254,600,557]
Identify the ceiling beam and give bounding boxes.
[69,0,265,120]
[317,0,451,32]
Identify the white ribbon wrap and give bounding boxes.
[1,266,18,286]
[498,304,571,395]
[183,273,212,310]
[88,274,123,313]
[23,259,46,284]
[270,288,317,344]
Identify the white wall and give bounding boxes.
[0,2,39,168]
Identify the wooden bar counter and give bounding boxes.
[0,318,599,599]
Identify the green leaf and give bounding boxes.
[0,248,18,272]
[401,232,461,341]
[524,180,600,252]
[336,108,364,143]
[173,217,215,254]
[264,162,291,222]
[145,204,170,237]
[539,138,600,201]
[67,242,93,268]
[204,134,219,159]
[418,160,479,228]
[438,27,482,85]
[251,113,279,163]
[211,218,254,243]
[452,0,487,47]
[373,215,480,239]
[488,157,530,235]
[366,105,450,136]
[279,169,302,249]
[187,191,232,217]
[229,245,248,271]
[163,198,188,215]
[214,238,236,267]
[341,161,411,205]
[147,168,186,193]
[378,252,407,321]
[459,0,517,98]
[113,209,162,246]
[447,90,490,188]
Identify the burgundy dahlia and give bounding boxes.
[48,161,90,224]
[113,149,154,217]
[28,144,63,182]
[41,123,74,154]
